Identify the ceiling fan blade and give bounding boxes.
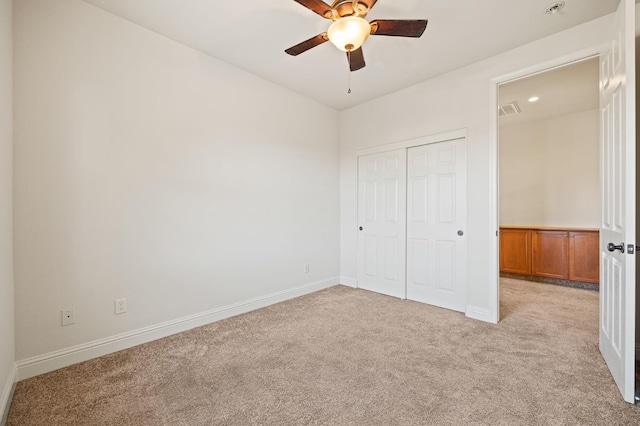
[370,19,428,37]
[292,0,333,19]
[285,33,329,56]
[347,48,366,72]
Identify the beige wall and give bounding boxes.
[499,109,600,228]
[0,0,15,417]
[13,0,340,366]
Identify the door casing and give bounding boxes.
[489,47,607,325]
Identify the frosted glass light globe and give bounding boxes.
[327,16,370,52]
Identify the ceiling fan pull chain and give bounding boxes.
[348,51,352,94]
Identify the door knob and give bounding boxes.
[359,226,363,231]
[457,230,464,236]
[607,242,625,253]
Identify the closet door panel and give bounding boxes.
[357,150,407,298]
[407,139,467,312]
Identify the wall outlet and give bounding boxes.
[61,309,75,326]
[115,298,127,315]
[304,263,310,274]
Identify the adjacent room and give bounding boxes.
[1,0,640,424]
[498,58,600,300]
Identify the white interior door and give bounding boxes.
[406,139,467,312]
[357,150,407,298]
[599,0,635,404]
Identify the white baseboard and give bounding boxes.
[466,305,495,323]
[339,276,358,288]
[1,363,17,425]
[17,277,339,381]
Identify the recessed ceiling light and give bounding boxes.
[545,1,565,14]
[529,96,540,103]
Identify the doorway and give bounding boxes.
[490,0,637,401]
[496,55,639,400]
[497,58,600,296]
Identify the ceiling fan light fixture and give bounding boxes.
[545,1,565,14]
[327,16,370,52]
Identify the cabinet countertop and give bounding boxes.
[500,226,599,232]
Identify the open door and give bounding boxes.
[599,0,636,403]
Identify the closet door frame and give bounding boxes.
[355,129,467,304]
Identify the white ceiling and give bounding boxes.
[80,0,618,111]
[499,57,599,127]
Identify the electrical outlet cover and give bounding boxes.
[115,298,127,315]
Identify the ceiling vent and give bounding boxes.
[499,101,521,117]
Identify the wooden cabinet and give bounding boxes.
[500,227,599,285]
[532,230,569,279]
[569,231,600,283]
[500,229,531,275]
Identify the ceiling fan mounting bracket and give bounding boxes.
[330,0,368,20]
[352,1,370,17]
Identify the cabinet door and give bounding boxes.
[532,230,569,279]
[500,229,531,275]
[569,231,599,284]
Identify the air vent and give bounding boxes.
[499,101,521,117]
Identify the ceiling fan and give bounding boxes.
[285,0,428,72]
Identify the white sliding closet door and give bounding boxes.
[357,150,407,299]
[407,139,467,312]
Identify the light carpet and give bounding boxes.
[7,278,640,425]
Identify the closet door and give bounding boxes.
[406,139,467,312]
[357,150,407,298]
